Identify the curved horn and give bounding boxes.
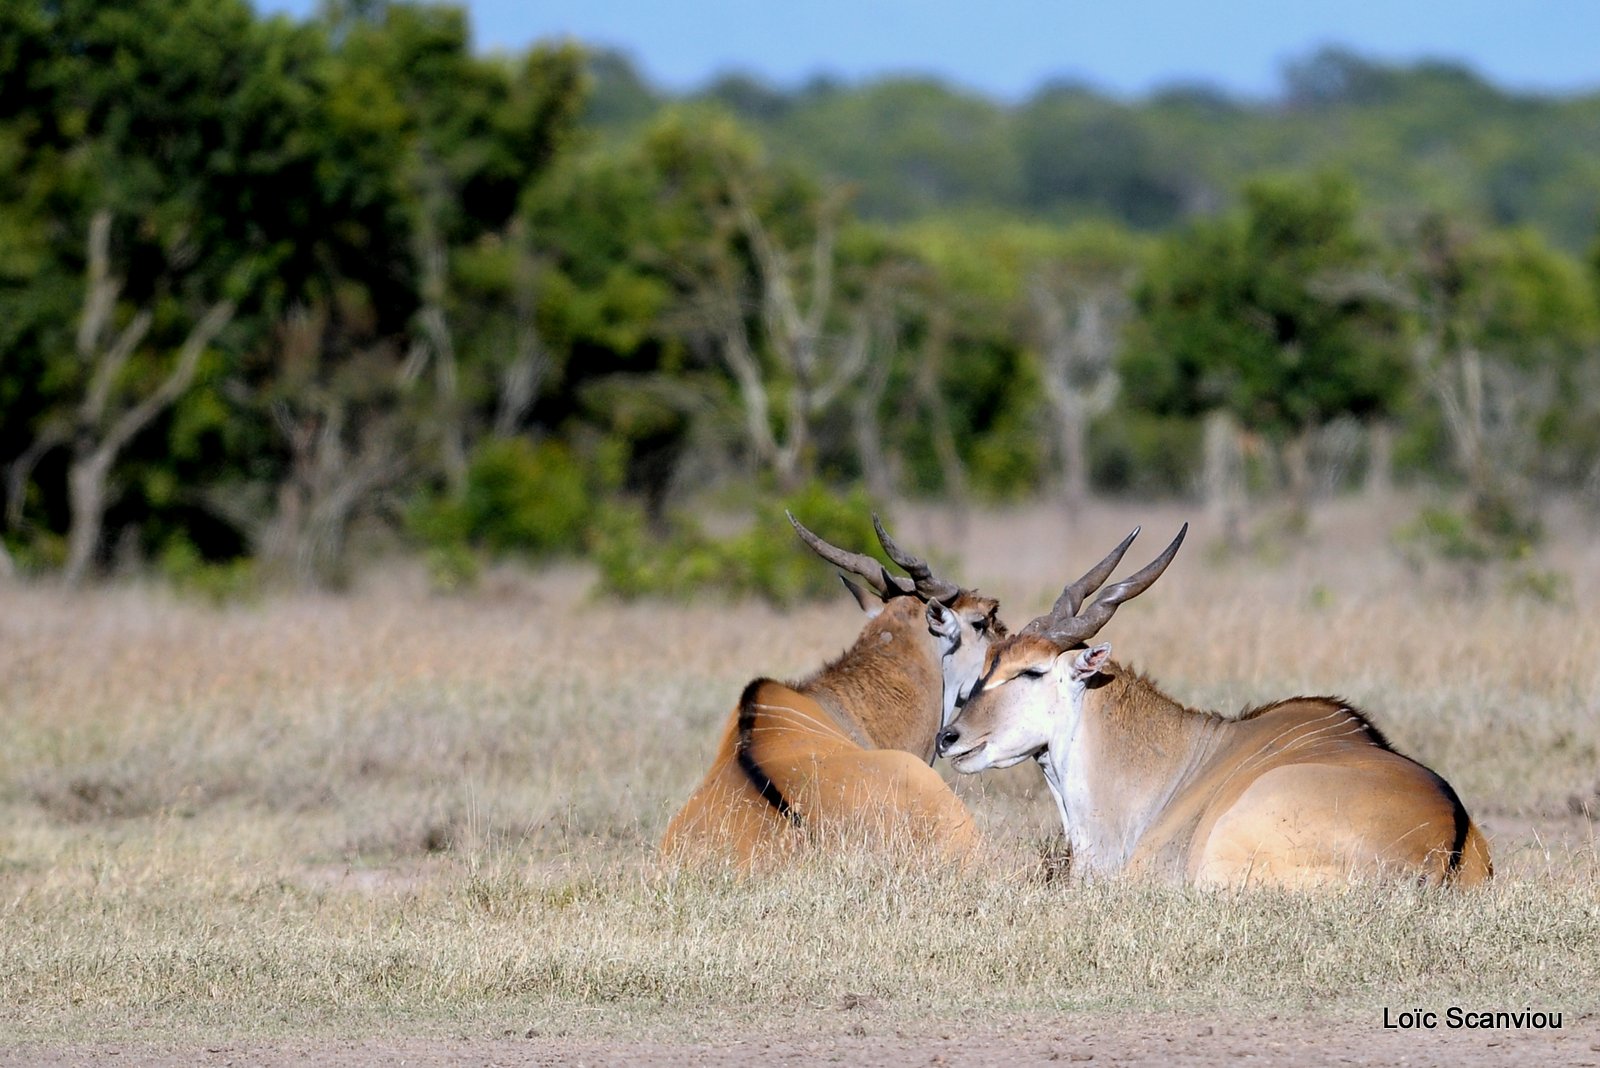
[872,513,962,604]
[1044,523,1188,647]
[787,511,912,598]
[1021,526,1141,636]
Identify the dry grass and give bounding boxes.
[2,497,1597,1044]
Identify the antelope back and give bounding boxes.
[1168,698,1495,887]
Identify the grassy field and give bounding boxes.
[2,498,1597,1047]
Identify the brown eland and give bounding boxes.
[937,525,1492,887]
[661,514,1007,866]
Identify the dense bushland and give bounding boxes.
[3,2,1598,596]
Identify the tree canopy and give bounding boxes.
[2,3,1597,592]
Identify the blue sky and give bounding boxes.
[253,1,1600,100]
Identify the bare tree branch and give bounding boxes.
[58,205,242,587]
[81,310,153,429]
[494,223,553,438]
[710,292,782,467]
[803,198,841,343]
[100,300,234,460]
[76,211,157,430]
[850,300,897,502]
[689,158,861,487]
[75,210,117,364]
[411,179,468,494]
[912,306,969,507]
[1028,270,1127,510]
[62,297,234,587]
[5,423,68,532]
[261,373,413,589]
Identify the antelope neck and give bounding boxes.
[1040,666,1220,876]
[801,604,944,758]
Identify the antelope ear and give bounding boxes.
[840,575,884,618]
[1070,643,1112,681]
[926,600,960,639]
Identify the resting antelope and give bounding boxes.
[938,526,1492,887]
[661,515,1006,866]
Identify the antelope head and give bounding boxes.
[937,524,1187,773]
[787,511,1006,731]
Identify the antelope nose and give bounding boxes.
[937,727,961,755]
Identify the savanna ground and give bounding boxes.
[2,499,1598,1066]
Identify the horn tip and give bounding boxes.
[1160,522,1189,563]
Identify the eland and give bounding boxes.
[937,525,1492,887]
[661,514,1005,866]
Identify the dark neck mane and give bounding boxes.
[1094,669,1400,762]
[1237,694,1398,752]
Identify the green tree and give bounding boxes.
[894,219,1054,502]
[1125,174,1405,524]
[0,0,341,582]
[902,218,1149,509]
[642,109,872,489]
[323,4,585,492]
[1374,217,1599,527]
[1014,83,1193,229]
[772,78,1020,220]
[1019,223,1148,510]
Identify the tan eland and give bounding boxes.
[661,515,1006,866]
[937,525,1492,887]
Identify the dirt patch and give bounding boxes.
[7,1014,1598,1067]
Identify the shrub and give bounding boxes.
[2,531,67,575]
[1397,495,1539,570]
[589,503,699,600]
[1089,412,1203,497]
[408,438,593,580]
[593,481,890,605]
[1395,491,1561,600]
[462,439,590,556]
[158,538,261,605]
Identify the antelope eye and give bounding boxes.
[972,618,988,634]
[1021,666,1048,678]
